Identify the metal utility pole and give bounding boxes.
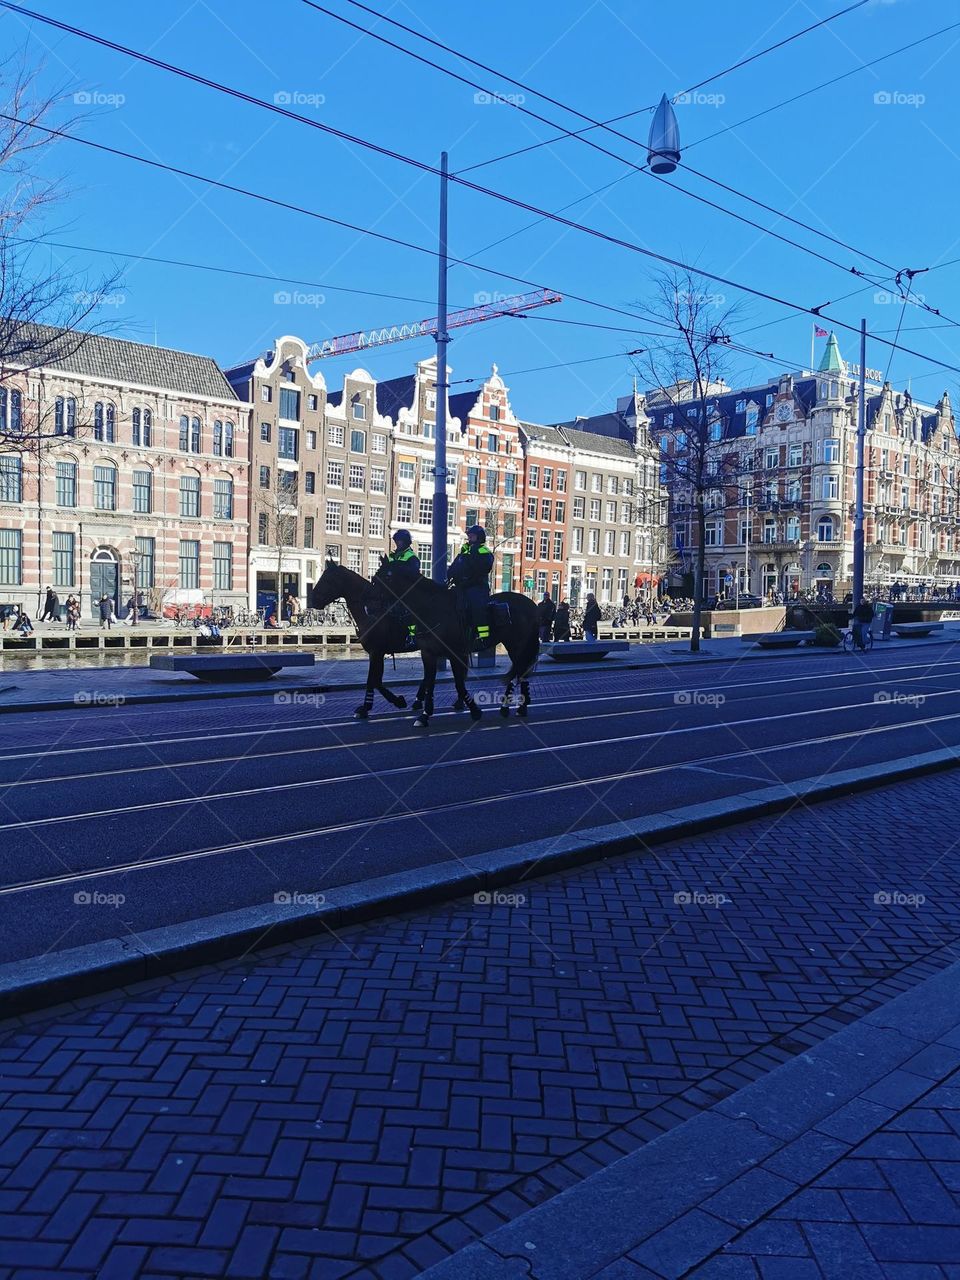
[432,151,449,585]
[852,318,867,608]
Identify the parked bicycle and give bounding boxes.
[842,625,874,654]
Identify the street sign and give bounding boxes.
[524,578,534,589]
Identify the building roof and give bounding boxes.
[645,376,819,441]
[519,422,567,447]
[448,390,480,425]
[549,411,633,443]
[7,322,240,401]
[372,373,417,420]
[560,424,636,459]
[818,332,844,374]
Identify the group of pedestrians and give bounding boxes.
[536,592,603,642]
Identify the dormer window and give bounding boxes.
[351,394,365,421]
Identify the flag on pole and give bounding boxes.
[814,325,828,338]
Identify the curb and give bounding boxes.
[0,631,957,717]
[419,958,960,1279]
[2,744,959,1021]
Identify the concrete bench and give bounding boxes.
[149,653,315,682]
[892,622,944,639]
[542,640,630,662]
[749,630,817,648]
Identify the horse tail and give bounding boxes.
[504,614,540,684]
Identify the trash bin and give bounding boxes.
[872,602,893,640]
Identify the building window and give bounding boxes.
[257,513,268,543]
[529,465,540,488]
[590,498,601,520]
[619,531,631,557]
[190,417,201,453]
[307,394,318,412]
[556,470,567,493]
[604,530,615,554]
[94,464,116,511]
[823,474,839,500]
[503,513,516,540]
[328,424,344,447]
[397,494,413,523]
[351,396,365,421]
[306,430,317,451]
[786,515,801,541]
[572,527,584,553]
[349,463,365,490]
[369,506,385,538]
[212,542,232,591]
[180,415,189,451]
[485,469,498,496]
[261,385,272,403]
[489,404,500,422]
[466,467,479,493]
[589,529,600,554]
[326,501,342,533]
[133,469,152,514]
[745,406,758,434]
[0,528,22,584]
[541,498,551,521]
[350,429,366,453]
[573,496,584,518]
[135,536,155,589]
[213,420,222,455]
[817,516,835,542]
[556,500,566,523]
[326,544,341,562]
[418,496,433,525]
[213,477,234,520]
[397,461,415,483]
[278,426,298,460]
[133,408,142,447]
[823,438,840,463]
[94,401,104,441]
[55,460,77,507]
[370,467,386,493]
[0,388,22,434]
[179,540,200,590]
[259,465,270,488]
[180,473,200,518]
[304,516,315,548]
[763,518,776,543]
[327,460,344,487]
[347,503,364,536]
[304,472,315,495]
[372,432,386,454]
[788,444,802,467]
[504,472,517,497]
[0,456,21,503]
[606,501,616,523]
[525,529,535,558]
[52,531,74,587]
[554,531,563,559]
[279,387,300,421]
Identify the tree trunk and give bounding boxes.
[690,501,707,652]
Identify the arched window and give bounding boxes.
[817,516,834,542]
[93,462,117,510]
[55,396,63,434]
[132,407,141,446]
[65,397,77,437]
[191,417,201,453]
[213,475,233,520]
[225,421,234,458]
[94,402,104,441]
[105,402,115,442]
[213,421,223,456]
[786,515,801,542]
[179,415,189,451]
[142,408,152,447]
[0,389,23,434]
[179,469,201,518]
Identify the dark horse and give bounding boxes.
[309,561,540,726]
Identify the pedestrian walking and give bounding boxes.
[537,592,556,642]
[553,600,571,642]
[65,596,80,632]
[98,594,114,629]
[40,586,59,622]
[583,592,601,643]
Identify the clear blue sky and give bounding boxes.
[8,0,960,421]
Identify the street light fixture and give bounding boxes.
[648,95,681,174]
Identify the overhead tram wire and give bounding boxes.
[5,2,896,297]
[3,105,958,380]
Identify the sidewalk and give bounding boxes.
[3,768,960,1278]
[1,625,959,715]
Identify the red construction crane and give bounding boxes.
[305,288,561,362]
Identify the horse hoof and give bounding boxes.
[499,705,510,719]
[354,707,369,720]
[453,698,468,712]
[413,715,429,728]
[469,704,482,722]
[395,696,407,709]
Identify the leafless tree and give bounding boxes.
[635,269,745,652]
[0,56,119,447]
[256,467,299,615]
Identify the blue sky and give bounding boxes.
[7,0,960,421]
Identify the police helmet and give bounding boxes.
[393,528,412,547]
[466,524,486,542]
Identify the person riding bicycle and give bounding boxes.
[852,598,874,650]
[448,525,494,648]
[377,529,421,648]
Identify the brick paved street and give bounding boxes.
[4,767,960,1278]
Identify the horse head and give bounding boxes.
[310,560,348,609]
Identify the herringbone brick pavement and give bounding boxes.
[4,770,960,1278]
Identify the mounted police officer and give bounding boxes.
[448,525,493,648]
[379,529,420,648]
